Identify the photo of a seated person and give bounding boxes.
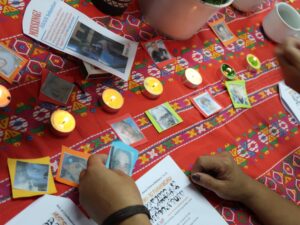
[145,40,173,63]
[67,22,128,73]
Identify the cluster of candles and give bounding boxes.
[47,54,261,136]
[0,67,203,136]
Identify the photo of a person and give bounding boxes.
[40,72,75,104]
[111,117,145,146]
[148,104,180,131]
[193,92,222,117]
[0,45,23,78]
[13,161,49,192]
[109,147,132,175]
[60,153,87,184]
[229,84,250,105]
[214,23,233,41]
[145,40,173,63]
[67,22,128,73]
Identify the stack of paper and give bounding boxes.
[279,82,300,124]
[6,195,97,225]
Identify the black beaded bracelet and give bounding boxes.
[102,205,151,225]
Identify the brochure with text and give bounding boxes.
[23,0,138,81]
[136,156,228,225]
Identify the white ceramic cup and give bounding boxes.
[262,2,300,44]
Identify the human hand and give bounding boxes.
[190,152,255,202]
[79,154,145,224]
[276,37,300,93]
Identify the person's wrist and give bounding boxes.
[238,175,260,204]
[119,214,151,225]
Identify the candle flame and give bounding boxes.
[110,95,116,101]
[59,117,70,128]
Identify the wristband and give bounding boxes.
[102,205,151,225]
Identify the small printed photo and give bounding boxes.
[143,39,175,68]
[109,114,147,147]
[56,146,90,187]
[106,141,139,176]
[13,161,49,192]
[0,44,27,83]
[213,22,233,41]
[109,146,133,175]
[67,22,128,73]
[146,102,183,133]
[209,18,237,46]
[40,72,75,105]
[191,92,223,117]
[60,153,87,184]
[226,81,251,109]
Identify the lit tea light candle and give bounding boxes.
[247,54,261,72]
[143,77,163,99]
[221,64,237,80]
[0,85,11,108]
[184,68,203,89]
[50,110,76,136]
[102,88,124,113]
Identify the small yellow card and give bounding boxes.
[7,157,57,198]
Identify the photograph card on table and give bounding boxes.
[106,140,139,176]
[0,43,27,84]
[208,17,238,47]
[226,80,251,109]
[56,146,90,187]
[146,102,183,133]
[142,38,176,69]
[40,71,75,106]
[7,157,57,199]
[108,114,147,147]
[191,92,223,117]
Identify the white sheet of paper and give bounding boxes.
[136,156,228,225]
[6,195,97,225]
[279,82,300,123]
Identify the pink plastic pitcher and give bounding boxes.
[139,0,233,40]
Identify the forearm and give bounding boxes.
[241,179,300,225]
[119,214,151,225]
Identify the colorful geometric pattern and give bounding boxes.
[215,147,300,224]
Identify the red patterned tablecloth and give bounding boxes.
[0,0,300,224]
